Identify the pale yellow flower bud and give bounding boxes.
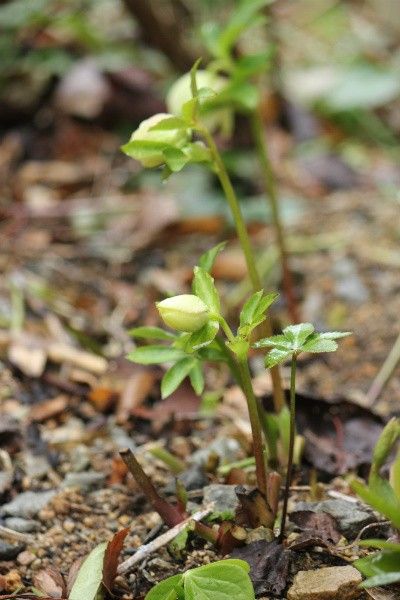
[166,71,228,132]
[130,113,190,168]
[157,294,210,332]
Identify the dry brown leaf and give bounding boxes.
[29,396,68,422]
[33,567,66,599]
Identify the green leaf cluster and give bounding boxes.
[145,559,255,600]
[351,417,400,588]
[254,323,351,367]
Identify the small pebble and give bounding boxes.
[17,551,35,566]
[63,520,75,533]
[118,515,131,526]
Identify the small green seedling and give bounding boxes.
[254,323,351,540]
[145,559,255,600]
[351,417,400,588]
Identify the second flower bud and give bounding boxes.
[157,294,210,332]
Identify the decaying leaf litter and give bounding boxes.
[1,1,400,599]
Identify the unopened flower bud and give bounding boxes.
[157,294,209,332]
[167,71,228,132]
[372,417,400,473]
[130,113,190,168]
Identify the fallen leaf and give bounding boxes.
[33,567,66,598]
[289,510,341,544]
[232,539,290,596]
[116,368,156,423]
[102,528,130,592]
[89,387,117,413]
[29,396,68,422]
[68,542,107,600]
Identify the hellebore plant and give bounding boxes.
[254,323,351,540]
[129,244,277,497]
[351,417,400,588]
[128,245,351,537]
[122,59,285,413]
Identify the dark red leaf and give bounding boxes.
[102,527,130,592]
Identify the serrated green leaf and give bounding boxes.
[185,141,211,163]
[129,327,176,341]
[282,323,315,348]
[198,242,227,273]
[185,320,220,351]
[318,331,352,340]
[163,147,190,172]
[149,116,189,131]
[161,357,197,398]
[189,362,205,395]
[239,291,277,337]
[198,343,226,362]
[184,561,254,600]
[253,334,291,349]
[127,346,185,365]
[69,542,107,600]
[302,336,338,353]
[145,574,183,600]
[121,139,169,159]
[265,347,292,368]
[192,266,220,313]
[240,291,264,328]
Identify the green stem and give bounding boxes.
[201,126,261,289]
[250,110,300,324]
[200,125,285,413]
[215,334,243,388]
[237,358,267,497]
[279,354,297,542]
[367,331,400,406]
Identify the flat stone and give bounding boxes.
[203,484,240,520]
[190,437,241,466]
[0,542,25,561]
[62,471,105,491]
[4,517,40,533]
[165,465,209,494]
[287,566,363,600]
[291,499,374,539]
[1,491,56,518]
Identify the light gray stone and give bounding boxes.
[4,517,40,533]
[190,437,241,466]
[291,499,374,539]
[203,484,240,520]
[62,471,105,491]
[287,566,363,600]
[1,490,56,518]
